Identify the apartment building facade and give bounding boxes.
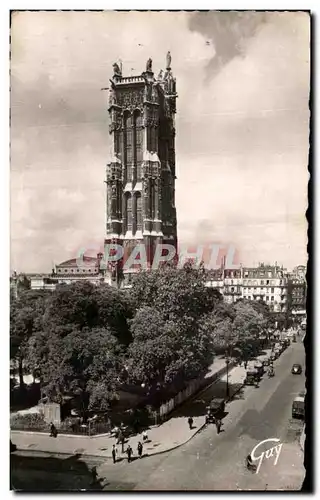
[206,263,288,313]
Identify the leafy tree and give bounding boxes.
[233,301,266,338]
[10,290,48,390]
[42,282,99,330]
[92,285,134,345]
[32,325,124,416]
[130,262,222,322]
[126,306,214,396]
[41,282,133,345]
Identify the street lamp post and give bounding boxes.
[225,357,230,398]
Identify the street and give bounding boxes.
[11,339,305,491]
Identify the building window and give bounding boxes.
[64,269,67,273]
[271,296,274,301]
[137,163,142,181]
[125,117,133,163]
[77,269,80,272]
[136,193,142,229]
[271,287,274,293]
[266,296,269,301]
[124,113,133,182]
[127,164,133,183]
[261,280,264,285]
[135,113,143,178]
[126,194,132,230]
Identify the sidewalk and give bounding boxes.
[11,362,246,460]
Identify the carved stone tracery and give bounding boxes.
[117,89,144,111]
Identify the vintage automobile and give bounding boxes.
[244,368,259,386]
[292,396,305,419]
[291,363,302,375]
[262,358,270,367]
[205,398,225,423]
[270,352,276,362]
[274,348,281,359]
[254,361,264,378]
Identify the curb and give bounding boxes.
[12,424,207,462]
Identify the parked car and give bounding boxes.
[254,361,264,378]
[244,369,259,386]
[292,396,305,419]
[291,363,302,375]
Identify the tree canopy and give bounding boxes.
[10,268,275,415]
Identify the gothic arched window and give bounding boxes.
[126,193,132,231]
[124,113,133,182]
[136,193,142,230]
[135,112,143,180]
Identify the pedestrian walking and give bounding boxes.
[126,445,133,463]
[49,422,58,438]
[90,466,98,485]
[112,444,117,464]
[142,429,148,442]
[188,416,194,430]
[137,441,143,459]
[215,418,222,434]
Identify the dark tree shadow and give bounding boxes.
[168,379,245,419]
[10,451,105,492]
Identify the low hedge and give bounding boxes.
[10,412,47,431]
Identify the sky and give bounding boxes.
[10,11,310,273]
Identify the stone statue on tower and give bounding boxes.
[146,57,153,72]
[166,51,172,70]
[113,62,122,77]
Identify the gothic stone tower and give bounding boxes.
[105,53,177,286]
